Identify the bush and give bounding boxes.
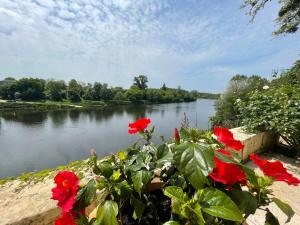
[211,75,268,128]
[51,119,298,224]
[237,85,300,154]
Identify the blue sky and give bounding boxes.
[0,0,299,93]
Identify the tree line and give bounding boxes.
[0,75,204,103]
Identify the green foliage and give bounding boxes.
[45,80,66,101]
[67,79,82,102]
[237,84,300,154]
[133,75,148,90]
[211,74,268,128]
[66,125,293,225]
[0,76,200,105]
[272,198,295,223]
[242,0,300,35]
[16,78,46,100]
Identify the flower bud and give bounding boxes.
[174,128,180,144]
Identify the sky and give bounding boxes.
[0,0,299,93]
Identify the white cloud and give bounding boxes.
[0,0,299,92]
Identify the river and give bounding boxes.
[0,99,215,178]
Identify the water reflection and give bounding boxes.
[0,99,215,178]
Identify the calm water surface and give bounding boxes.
[0,99,215,178]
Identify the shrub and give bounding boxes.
[51,119,299,224]
[237,85,300,155]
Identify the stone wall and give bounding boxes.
[230,127,277,160]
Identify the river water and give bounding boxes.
[0,99,215,178]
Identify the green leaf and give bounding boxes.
[200,188,244,223]
[228,189,257,215]
[164,186,187,203]
[74,180,97,210]
[117,150,127,161]
[172,142,215,189]
[111,169,121,181]
[214,150,237,164]
[132,170,152,196]
[273,198,295,223]
[162,221,181,225]
[242,166,258,186]
[265,210,280,225]
[99,162,113,178]
[156,144,173,166]
[131,195,145,220]
[95,200,118,225]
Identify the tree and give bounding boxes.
[45,80,66,101]
[82,83,94,100]
[212,74,268,127]
[242,0,300,35]
[16,78,45,100]
[67,79,81,102]
[133,75,148,90]
[161,83,167,91]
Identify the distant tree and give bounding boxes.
[67,79,81,102]
[45,80,66,101]
[93,82,113,101]
[0,83,17,100]
[125,87,144,101]
[161,83,167,91]
[242,0,300,35]
[16,78,45,100]
[133,75,148,90]
[82,83,94,100]
[113,91,127,101]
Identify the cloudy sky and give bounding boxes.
[0,0,299,92]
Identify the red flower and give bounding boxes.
[214,127,233,143]
[51,171,79,212]
[128,118,151,134]
[174,128,180,144]
[213,127,244,151]
[250,154,300,186]
[55,212,76,225]
[209,149,246,185]
[225,139,244,151]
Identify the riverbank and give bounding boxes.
[0,98,201,113]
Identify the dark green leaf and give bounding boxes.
[74,180,97,210]
[132,170,152,196]
[228,189,257,215]
[172,142,215,189]
[99,162,113,178]
[200,188,244,222]
[156,144,173,166]
[265,209,280,225]
[273,198,295,223]
[242,166,258,186]
[131,195,145,220]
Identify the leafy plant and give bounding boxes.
[51,118,299,225]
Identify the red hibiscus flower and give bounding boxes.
[128,118,151,134]
[213,127,244,151]
[174,128,180,144]
[250,154,300,186]
[51,171,79,212]
[55,212,76,225]
[209,149,246,185]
